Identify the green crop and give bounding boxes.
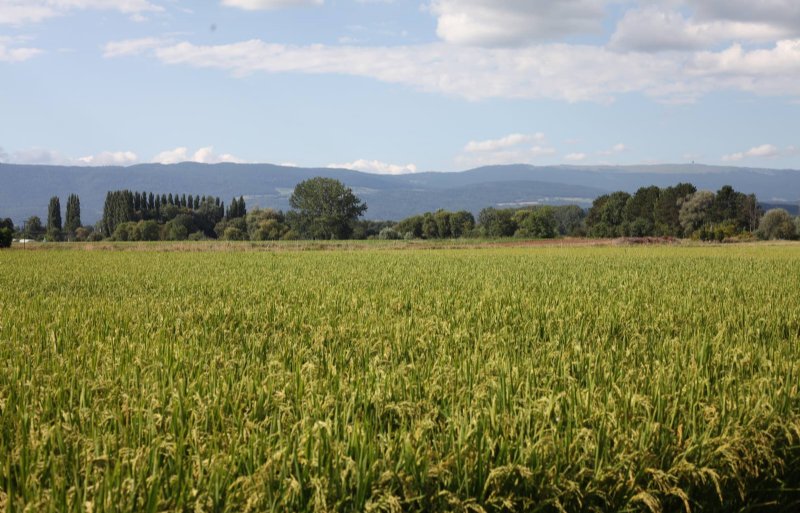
[1,245,799,512]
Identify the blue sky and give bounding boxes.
[2,0,800,173]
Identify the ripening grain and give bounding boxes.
[1,246,799,512]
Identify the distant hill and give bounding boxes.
[1,162,799,224]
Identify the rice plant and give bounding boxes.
[0,245,798,512]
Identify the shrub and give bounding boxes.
[139,220,161,241]
[378,227,401,240]
[223,227,247,241]
[112,222,135,241]
[87,230,104,242]
[757,209,797,240]
[0,227,12,248]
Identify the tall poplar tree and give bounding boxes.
[64,194,82,238]
[101,190,134,236]
[47,196,62,239]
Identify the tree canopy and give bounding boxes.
[0,218,12,248]
[47,196,62,240]
[65,194,81,239]
[288,178,367,239]
[16,178,797,243]
[583,184,767,241]
[758,209,797,240]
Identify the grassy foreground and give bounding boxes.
[1,246,799,512]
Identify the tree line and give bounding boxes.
[584,184,764,240]
[101,190,231,241]
[2,178,799,247]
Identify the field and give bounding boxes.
[1,244,799,512]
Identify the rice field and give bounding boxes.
[1,245,799,512]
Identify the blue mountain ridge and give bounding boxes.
[1,162,799,224]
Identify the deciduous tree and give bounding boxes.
[65,194,81,239]
[757,209,797,240]
[288,177,367,239]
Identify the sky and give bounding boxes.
[2,0,800,174]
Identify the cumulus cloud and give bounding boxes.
[689,40,800,76]
[8,148,66,165]
[722,144,781,162]
[103,38,674,102]
[426,0,800,49]
[0,36,42,62]
[76,151,138,166]
[103,37,170,58]
[598,143,627,155]
[327,159,418,175]
[103,9,800,104]
[221,0,323,10]
[152,146,246,164]
[610,7,792,52]
[688,0,800,29]
[6,146,248,166]
[0,0,162,25]
[429,0,606,46]
[456,132,556,167]
[0,3,54,25]
[464,133,545,152]
[564,152,587,161]
[7,148,139,166]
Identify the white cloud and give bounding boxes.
[689,40,800,76]
[722,144,781,162]
[152,146,246,164]
[106,38,669,102]
[7,146,246,166]
[0,0,162,25]
[103,31,800,104]
[464,133,545,152]
[456,145,557,167]
[221,0,323,10]
[688,0,800,29]
[7,148,70,165]
[327,159,418,175]
[0,3,54,24]
[607,0,800,53]
[429,0,606,46]
[564,152,587,161]
[103,37,170,58]
[598,143,627,155]
[7,148,139,166]
[457,132,556,167]
[0,36,42,62]
[610,6,793,52]
[77,151,138,166]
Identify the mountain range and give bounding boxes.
[1,162,799,224]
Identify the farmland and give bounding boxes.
[1,245,799,512]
